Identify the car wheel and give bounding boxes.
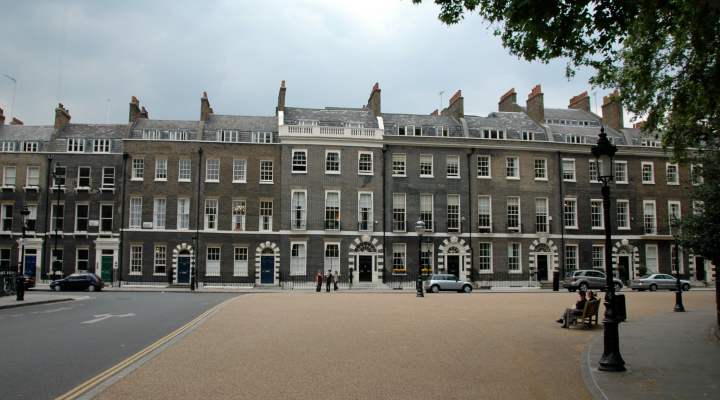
[682,283,690,291]
[579,282,589,291]
[53,285,62,292]
[614,282,622,292]
[431,285,440,293]
[649,284,658,291]
[88,285,96,292]
[462,285,472,293]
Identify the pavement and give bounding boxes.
[0,292,76,309]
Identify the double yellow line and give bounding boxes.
[56,296,236,400]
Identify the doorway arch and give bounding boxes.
[613,239,639,281]
[172,243,195,284]
[255,241,279,285]
[528,238,558,282]
[438,236,471,280]
[348,235,383,284]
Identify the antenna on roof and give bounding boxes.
[438,90,444,116]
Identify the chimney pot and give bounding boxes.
[525,84,544,124]
[277,80,287,114]
[568,91,590,112]
[601,90,624,130]
[54,103,71,130]
[367,82,381,117]
[430,109,439,116]
[201,92,213,121]
[10,117,23,125]
[129,96,144,123]
[442,89,464,118]
[498,88,522,112]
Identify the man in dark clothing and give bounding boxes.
[557,290,587,328]
[316,271,323,292]
[326,270,332,292]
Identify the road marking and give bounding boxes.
[81,313,135,324]
[56,296,238,400]
[32,307,73,314]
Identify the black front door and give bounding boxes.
[177,256,190,284]
[447,255,460,278]
[618,256,630,282]
[537,255,548,281]
[358,255,372,282]
[696,257,706,281]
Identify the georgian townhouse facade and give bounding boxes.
[0,82,714,288]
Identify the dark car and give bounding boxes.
[50,273,104,292]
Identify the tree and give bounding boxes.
[415,0,720,322]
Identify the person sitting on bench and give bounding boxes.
[557,289,587,328]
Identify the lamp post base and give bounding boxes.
[674,291,685,312]
[416,277,424,298]
[598,314,626,372]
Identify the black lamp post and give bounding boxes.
[16,205,30,301]
[591,126,625,372]
[673,236,685,312]
[50,167,62,279]
[415,220,425,297]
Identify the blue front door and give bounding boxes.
[177,256,190,284]
[261,256,274,284]
[24,254,37,277]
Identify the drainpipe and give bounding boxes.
[381,146,387,284]
[118,152,128,288]
[193,147,203,291]
[42,154,53,281]
[556,151,566,286]
[466,149,474,282]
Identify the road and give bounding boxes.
[0,291,237,400]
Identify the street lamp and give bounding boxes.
[415,220,425,297]
[591,126,625,372]
[672,225,685,312]
[49,162,63,279]
[16,206,30,301]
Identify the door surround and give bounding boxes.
[438,236,471,281]
[172,243,195,284]
[528,238,558,281]
[17,237,43,279]
[612,239,639,280]
[348,235,383,284]
[94,238,119,282]
[254,241,279,285]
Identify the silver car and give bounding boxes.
[631,274,691,291]
[424,274,473,293]
[563,269,624,292]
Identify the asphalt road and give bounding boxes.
[0,291,237,400]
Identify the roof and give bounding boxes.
[204,115,277,132]
[132,119,199,131]
[382,113,462,128]
[57,123,129,139]
[0,125,55,141]
[544,107,600,122]
[284,107,378,128]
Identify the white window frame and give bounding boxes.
[668,200,681,236]
[292,149,308,174]
[665,163,679,185]
[392,153,406,177]
[641,161,655,184]
[2,166,16,187]
[562,158,576,182]
[358,151,374,175]
[446,155,460,179]
[645,244,658,273]
[99,203,113,233]
[153,197,166,229]
[129,197,142,228]
[447,194,460,232]
[564,197,578,229]
[505,156,520,180]
[154,245,167,275]
[178,159,191,182]
[232,199,246,232]
[324,242,341,273]
[205,159,220,182]
[25,204,37,232]
[508,242,522,273]
[131,158,144,181]
[22,141,39,152]
[290,190,307,230]
[478,242,493,273]
[420,193,433,232]
[232,159,247,183]
[0,203,12,232]
[77,166,91,189]
[75,203,89,233]
[478,195,492,231]
[506,196,521,230]
[616,199,630,230]
[643,200,657,234]
[590,199,604,230]
[102,167,115,189]
[419,154,433,178]
[26,166,40,187]
[155,159,168,181]
[592,245,605,270]
[260,160,273,184]
[204,199,218,230]
[358,191,373,232]
[93,139,111,153]
[233,247,249,277]
[614,160,628,184]
[392,243,407,274]
[392,193,406,232]
[67,138,85,153]
[477,155,491,179]
[565,244,578,271]
[259,199,273,232]
[50,203,64,233]
[177,198,190,230]
[324,190,341,231]
[290,241,307,276]
[535,197,548,233]
[325,150,341,175]
[206,246,221,276]
[534,158,547,181]
[130,245,143,275]
[76,248,90,271]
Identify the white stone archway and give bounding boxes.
[528,238,558,282]
[348,235,383,284]
[688,253,716,283]
[255,241,280,286]
[172,243,195,284]
[613,239,639,280]
[437,236,471,281]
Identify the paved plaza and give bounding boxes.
[94,290,716,400]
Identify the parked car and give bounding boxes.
[424,274,473,293]
[563,269,623,292]
[631,274,690,291]
[50,273,104,292]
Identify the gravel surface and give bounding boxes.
[97,291,715,400]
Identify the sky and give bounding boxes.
[0,0,612,126]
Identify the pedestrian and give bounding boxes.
[326,270,332,292]
[315,270,322,292]
[348,268,354,290]
[333,270,339,291]
[557,289,587,328]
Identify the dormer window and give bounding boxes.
[346,122,364,129]
[565,134,587,144]
[436,126,448,136]
[521,131,534,141]
[93,139,111,153]
[251,132,274,144]
[0,142,16,152]
[397,125,421,136]
[482,129,505,139]
[217,129,241,142]
[22,142,39,152]
[141,129,190,141]
[298,120,318,126]
[67,138,85,153]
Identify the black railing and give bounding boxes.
[475,271,540,289]
[0,270,17,297]
[279,271,352,290]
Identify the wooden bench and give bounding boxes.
[569,300,600,328]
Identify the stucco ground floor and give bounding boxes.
[0,233,716,287]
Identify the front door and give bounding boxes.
[260,255,274,284]
[358,255,372,282]
[696,257,706,281]
[177,256,190,284]
[618,256,630,282]
[537,255,548,281]
[24,250,37,277]
[447,255,460,278]
[101,255,113,282]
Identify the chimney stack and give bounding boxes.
[602,90,624,130]
[201,91,213,121]
[0,107,4,125]
[140,106,149,119]
[442,90,464,118]
[277,80,286,115]
[430,109,439,116]
[525,84,544,124]
[568,91,590,112]
[54,103,71,130]
[367,82,381,117]
[498,88,522,112]
[10,117,23,125]
[129,96,146,123]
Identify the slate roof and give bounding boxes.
[0,125,55,141]
[466,112,547,140]
[204,115,277,132]
[284,107,378,128]
[132,119,199,131]
[57,123,129,138]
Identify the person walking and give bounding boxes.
[315,270,323,292]
[325,270,332,292]
[333,270,339,291]
[348,268,354,290]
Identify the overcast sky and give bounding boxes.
[0,0,610,126]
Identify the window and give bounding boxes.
[102,167,115,189]
[398,125,421,136]
[565,245,578,271]
[645,245,658,273]
[325,151,340,174]
[76,249,90,271]
[130,245,143,274]
[535,197,548,233]
[177,198,190,230]
[204,199,218,230]
[232,199,246,231]
[668,201,681,235]
[154,246,166,274]
[0,142,15,152]
[392,154,406,176]
[671,246,683,273]
[251,132,274,143]
[447,194,460,232]
[15,142,30,152]
[358,192,373,231]
[142,129,191,141]
[292,150,307,173]
[592,245,604,270]
[206,247,221,276]
[693,201,704,216]
[534,159,547,180]
[25,204,37,231]
[643,200,657,234]
[666,163,679,185]
[564,198,578,229]
[234,247,249,276]
[420,242,433,273]
[0,248,11,271]
[77,167,91,188]
[419,155,433,177]
[482,129,505,139]
[392,243,407,273]
[129,197,142,228]
[53,165,66,187]
[3,166,16,186]
[478,195,492,230]
[389,193,406,232]
[290,242,307,276]
[478,242,492,272]
[51,204,63,232]
[691,164,703,185]
[505,157,519,179]
[229,159,247,183]
[641,162,655,184]
[155,159,167,181]
[522,131,535,141]
[562,159,576,181]
[75,203,89,232]
[205,159,220,182]
[26,166,40,187]
[260,160,273,183]
[436,126,449,137]
[100,204,113,232]
[589,160,601,183]
[506,197,520,230]
[153,198,166,229]
[477,155,491,178]
[67,138,85,153]
[325,191,340,230]
[324,243,340,272]
[0,204,12,231]
[358,152,373,175]
[217,129,240,142]
[616,200,630,230]
[131,159,144,180]
[93,139,111,153]
[508,243,521,272]
[260,200,273,231]
[291,190,307,230]
[446,155,460,178]
[420,194,433,231]
[591,199,604,229]
[614,161,628,183]
[178,159,191,182]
